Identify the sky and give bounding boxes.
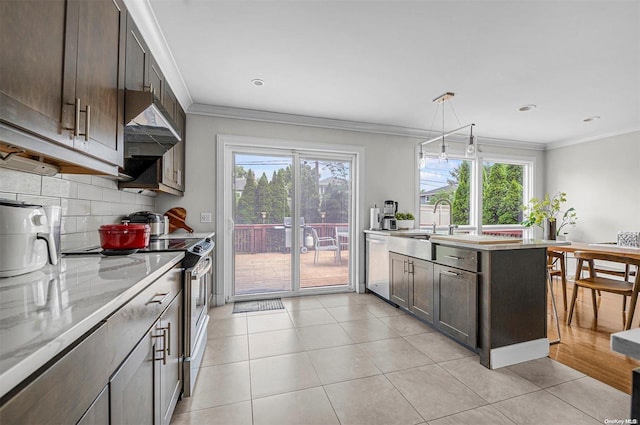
[234,154,348,181]
[420,157,463,193]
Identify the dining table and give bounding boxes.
[547,241,640,260]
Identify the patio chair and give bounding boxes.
[310,227,340,264]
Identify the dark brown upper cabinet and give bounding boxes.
[63,0,126,167]
[0,0,126,174]
[0,0,69,147]
[125,14,151,94]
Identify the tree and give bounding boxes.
[299,161,321,222]
[235,169,257,224]
[429,189,454,205]
[267,170,290,223]
[324,182,349,223]
[255,173,270,221]
[483,163,523,224]
[451,162,470,224]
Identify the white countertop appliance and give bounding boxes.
[380,200,398,230]
[125,211,166,238]
[0,200,58,277]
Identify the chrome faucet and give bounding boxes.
[433,199,457,235]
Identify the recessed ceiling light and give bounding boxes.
[251,79,265,87]
[517,104,536,112]
[583,116,600,122]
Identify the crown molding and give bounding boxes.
[188,103,548,151]
[545,127,640,150]
[123,0,193,109]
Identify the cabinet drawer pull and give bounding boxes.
[144,83,154,94]
[158,322,171,356]
[444,255,464,261]
[64,98,81,136]
[147,292,170,305]
[408,261,414,274]
[84,104,90,141]
[403,260,408,274]
[151,332,167,364]
[442,270,460,277]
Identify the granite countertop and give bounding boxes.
[611,328,640,360]
[0,251,184,398]
[364,229,569,251]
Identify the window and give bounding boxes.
[482,161,524,226]
[418,154,532,232]
[419,157,472,227]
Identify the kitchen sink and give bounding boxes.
[388,235,433,260]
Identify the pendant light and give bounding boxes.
[418,92,476,166]
[465,124,477,158]
[437,92,451,161]
[439,136,448,161]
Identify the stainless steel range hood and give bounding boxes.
[124,90,181,157]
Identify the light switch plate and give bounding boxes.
[200,212,212,223]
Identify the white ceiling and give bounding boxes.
[143,0,640,148]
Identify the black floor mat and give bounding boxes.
[233,298,285,313]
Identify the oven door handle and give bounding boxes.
[188,256,212,280]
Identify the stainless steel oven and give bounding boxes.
[182,238,214,397]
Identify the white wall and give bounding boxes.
[157,114,546,288]
[545,131,640,243]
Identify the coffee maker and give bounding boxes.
[380,200,398,230]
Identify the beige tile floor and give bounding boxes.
[171,292,632,425]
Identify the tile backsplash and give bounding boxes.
[0,168,156,249]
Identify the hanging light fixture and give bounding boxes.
[418,92,476,165]
[439,136,448,161]
[436,92,453,161]
[465,124,477,158]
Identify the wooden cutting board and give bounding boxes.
[430,234,522,244]
[165,207,193,233]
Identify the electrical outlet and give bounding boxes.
[200,212,212,223]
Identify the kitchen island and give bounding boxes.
[0,251,184,424]
[364,230,568,369]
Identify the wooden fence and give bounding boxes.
[234,223,346,254]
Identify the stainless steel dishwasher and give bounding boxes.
[366,233,390,299]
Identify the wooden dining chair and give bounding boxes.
[547,250,567,310]
[566,251,640,330]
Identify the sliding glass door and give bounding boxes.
[299,156,351,289]
[232,152,294,296]
[228,147,353,300]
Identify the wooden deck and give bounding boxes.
[234,249,349,295]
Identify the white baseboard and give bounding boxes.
[489,338,549,369]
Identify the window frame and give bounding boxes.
[416,149,535,234]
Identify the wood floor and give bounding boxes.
[546,276,639,394]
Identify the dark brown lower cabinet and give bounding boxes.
[77,385,109,425]
[434,264,477,348]
[110,325,159,425]
[160,293,183,425]
[408,258,433,324]
[390,252,434,324]
[110,292,183,425]
[389,252,409,308]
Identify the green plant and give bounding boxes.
[522,192,577,235]
[395,212,415,220]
